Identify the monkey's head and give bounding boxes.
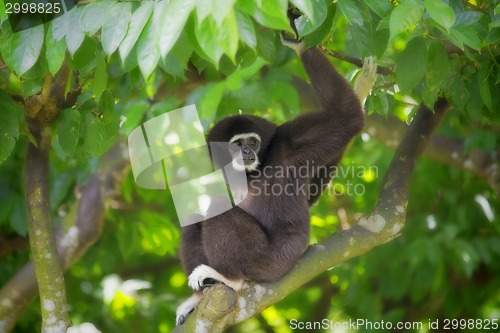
[207,115,276,172]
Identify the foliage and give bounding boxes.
[0,0,498,332]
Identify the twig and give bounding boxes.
[462,0,488,13]
[320,47,394,75]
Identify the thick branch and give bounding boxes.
[0,145,129,332]
[365,114,499,194]
[175,99,450,332]
[24,125,71,333]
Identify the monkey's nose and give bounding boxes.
[242,148,251,156]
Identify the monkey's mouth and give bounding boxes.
[233,157,255,166]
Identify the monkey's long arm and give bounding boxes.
[277,45,364,169]
[300,47,362,114]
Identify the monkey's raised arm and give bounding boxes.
[300,48,362,115]
[276,43,364,168]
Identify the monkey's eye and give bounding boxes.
[248,139,256,146]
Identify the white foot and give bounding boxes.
[354,55,377,106]
[176,293,202,325]
[188,264,243,292]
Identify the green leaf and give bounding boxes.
[0,1,8,25]
[238,0,290,31]
[196,0,212,24]
[290,0,315,21]
[291,0,327,28]
[482,28,500,47]
[256,30,277,63]
[301,1,334,46]
[85,116,108,156]
[80,0,115,34]
[160,32,193,78]
[66,7,85,56]
[454,11,482,27]
[119,0,154,63]
[396,38,427,93]
[196,82,226,121]
[349,20,372,56]
[424,0,455,31]
[389,0,425,39]
[450,25,481,50]
[49,171,77,209]
[212,0,236,26]
[10,19,44,75]
[45,22,66,76]
[478,66,492,112]
[56,109,81,158]
[0,91,22,165]
[184,15,212,62]
[219,10,239,62]
[464,131,497,153]
[0,194,15,223]
[422,84,438,109]
[195,16,224,65]
[120,100,150,134]
[102,2,132,56]
[294,0,328,38]
[338,0,364,26]
[94,51,108,103]
[98,90,116,125]
[448,78,469,110]
[71,38,98,71]
[236,11,257,48]
[137,0,168,78]
[363,0,393,18]
[158,0,196,59]
[10,199,27,236]
[425,41,449,91]
[375,93,389,116]
[52,10,70,41]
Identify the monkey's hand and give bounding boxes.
[281,31,305,56]
[354,56,377,106]
[188,264,243,292]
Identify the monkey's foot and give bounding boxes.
[280,32,305,56]
[354,55,377,105]
[176,293,202,325]
[188,264,243,292]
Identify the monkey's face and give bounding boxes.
[228,133,261,172]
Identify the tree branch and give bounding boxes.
[174,99,450,332]
[25,125,71,333]
[461,0,488,13]
[365,114,499,194]
[320,48,394,75]
[0,144,129,332]
[22,64,73,333]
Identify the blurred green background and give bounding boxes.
[0,0,499,332]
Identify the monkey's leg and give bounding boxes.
[180,217,209,275]
[177,217,210,326]
[176,292,202,326]
[200,207,309,284]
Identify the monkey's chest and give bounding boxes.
[236,176,309,229]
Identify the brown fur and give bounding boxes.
[180,47,363,283]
